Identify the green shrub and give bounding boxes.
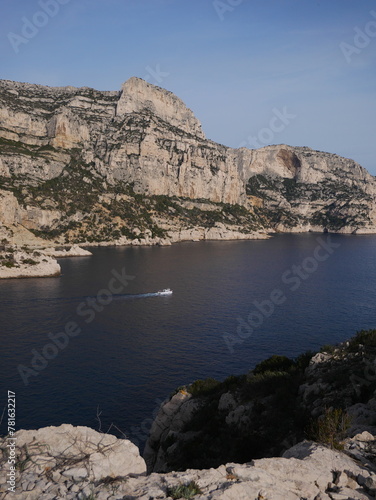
[241,370,293,401]
[187,378,220,397]
[282,178,299,200]
[308,407,351,450]
[151,225,167,238]
[3,260,15,268]
[222,374,246,391]
[320,344,336,354]
[294,351,315,371]
[348,329,376,352]
[22,258,38,265]
[253,355,295,375]
[167,481,202,499]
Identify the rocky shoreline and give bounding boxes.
[0,227,269,279]
[42,244,92,258]
[0,245,91,279]
[83,225,270,248]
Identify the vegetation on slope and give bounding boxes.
[152,330,376,472]
[0,145,266,243]
[246,174,372,230]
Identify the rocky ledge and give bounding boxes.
[1,424,376,499]
[0,249,60,279]
[43,244,92,258]
[0,244,91,279]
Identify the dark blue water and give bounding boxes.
[1,234,375,446]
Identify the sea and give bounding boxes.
[1,233,375,448]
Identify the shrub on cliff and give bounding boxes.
[187,378,221,397]
[308,407,351,450]
[167,481,202,499]
[348,329,376,351]
[253,355,295,375]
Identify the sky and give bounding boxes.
[1,0,375,174]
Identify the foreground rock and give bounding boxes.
[0,424,146,500]
[1,425,376,499]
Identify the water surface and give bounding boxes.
[1,234,375,445]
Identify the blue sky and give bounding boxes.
[1,0,375,174]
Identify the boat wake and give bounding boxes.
[7,289,173,307]
[114,289,173,300]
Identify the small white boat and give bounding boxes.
[157,288,173,295]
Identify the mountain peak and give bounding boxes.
[117,77,205,139]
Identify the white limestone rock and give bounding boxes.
[0,251,61,279]
[1,426,376,499]
[1,77,376,241]
[117,77,205,139]
[44,245,92,257]
[2,424,146,480]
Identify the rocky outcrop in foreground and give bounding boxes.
[145,330,376,474]
[3,332,376,499]
[1,424,376,499]
[0,77,376,247]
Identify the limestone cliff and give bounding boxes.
[0,77,375,245]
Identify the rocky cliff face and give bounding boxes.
[144,330,376,475]
[0,77,375,245]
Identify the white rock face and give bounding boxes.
[0,190,21,225]
[0,427,374,500]
[117,77,205,139]
[44,245,92,257]
[0,424,146,490]
[47,111,90,149]
[0,250,61,279]
[0,77,376,238]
